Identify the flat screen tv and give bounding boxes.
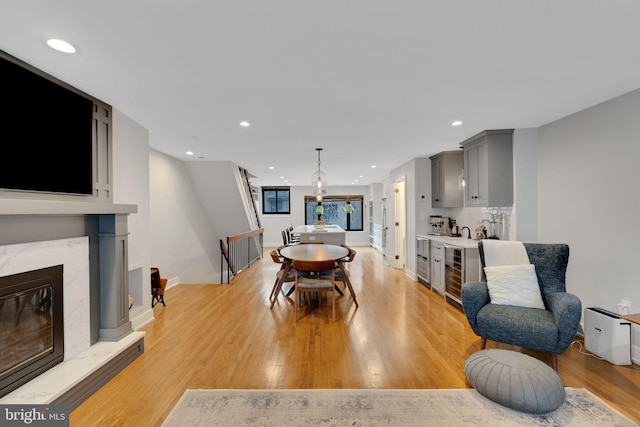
[0,50,94,195]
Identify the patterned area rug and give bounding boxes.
[163,388,637,426]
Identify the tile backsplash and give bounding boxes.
[432,206,515,240]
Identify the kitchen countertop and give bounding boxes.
[293,225,346,234]
[416,234,481,249]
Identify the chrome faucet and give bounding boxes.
[460,226,471,239]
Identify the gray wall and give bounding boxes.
[537,88,640,361]
[149,150,221,284]
[112,109,152,327]
[512,128,538,242]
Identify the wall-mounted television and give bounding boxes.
[0,50,94,195]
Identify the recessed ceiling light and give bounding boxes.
[451,120,463,126]
[239,121,250,127]
[371,165,377,168]
[268,166,274,170]
[46,39,76,53]
[186,151,194,156]
[280,176,285,179]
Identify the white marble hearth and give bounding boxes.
[1,332,144,404]
[0,237,145,404]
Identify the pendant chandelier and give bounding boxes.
[311,148,327,202]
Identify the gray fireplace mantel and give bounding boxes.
[0,199,137,216]
[0,198,138,341]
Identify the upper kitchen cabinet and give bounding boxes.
[429,150,463,208]
[461,129,514,207]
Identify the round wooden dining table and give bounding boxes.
[272,244,358,308]
[279,244,348,263]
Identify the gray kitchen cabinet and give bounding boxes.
[429,150,463,208]
[430,241,445,296]
[460,129,514,207]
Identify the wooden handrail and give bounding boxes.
[227,228,264,244]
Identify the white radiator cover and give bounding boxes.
[584,307,631,365]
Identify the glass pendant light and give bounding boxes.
[312,148,327,227]
[311,148,327,202]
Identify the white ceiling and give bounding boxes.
[2,1,640,187]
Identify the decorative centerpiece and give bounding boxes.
[314,204,325,228]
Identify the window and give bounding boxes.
[262,187,290,214]
[304,195,364,231]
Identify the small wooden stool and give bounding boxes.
[151,267,167,307]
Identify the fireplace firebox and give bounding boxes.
[0,265,64,398]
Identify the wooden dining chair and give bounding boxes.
[339,244,357,264]
[293,259,337,322]
[334,245,356,283]
[333,245,358,307]
[269,249,295,306]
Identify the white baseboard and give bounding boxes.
[166,277,180,289]
[130,307,154,330]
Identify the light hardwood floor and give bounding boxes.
[71,246,640,426]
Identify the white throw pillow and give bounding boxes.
[484,264,545,309]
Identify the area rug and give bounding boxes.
[162,388,637,426]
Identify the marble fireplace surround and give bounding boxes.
[0,237,91,362]
[0,199,145,407]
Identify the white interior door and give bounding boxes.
[394,179,406,270]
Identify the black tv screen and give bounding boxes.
[0,51,94,195]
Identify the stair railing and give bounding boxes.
[220,228,264,283]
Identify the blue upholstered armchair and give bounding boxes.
[461,242,581,369]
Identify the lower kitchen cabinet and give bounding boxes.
[430,241,445,296]
[422,236,480,311]
[416,236,430,288]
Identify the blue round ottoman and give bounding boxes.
[464,349,565,413]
